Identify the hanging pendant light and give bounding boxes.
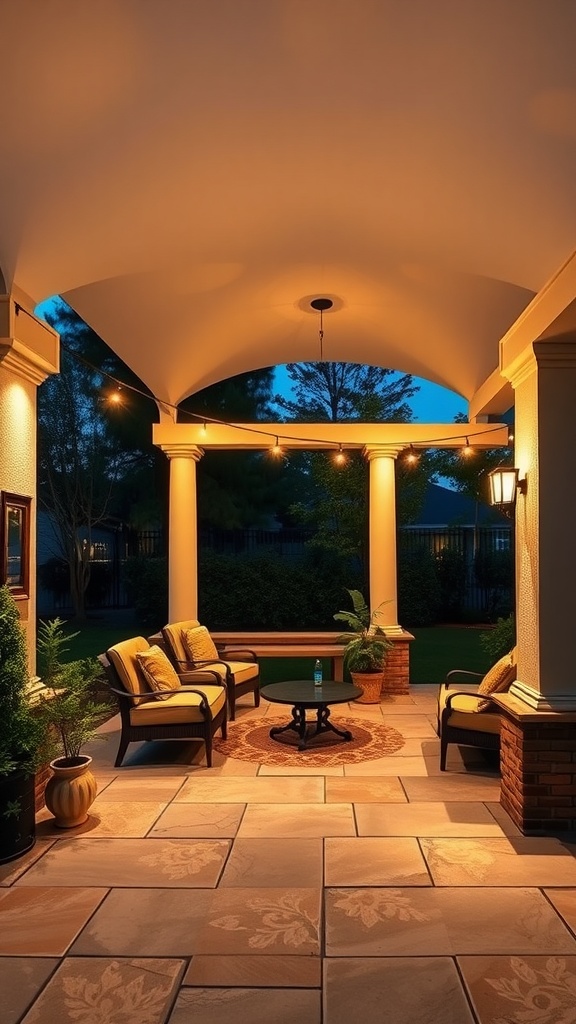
[310,297,333,361]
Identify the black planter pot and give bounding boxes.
[0,770,36,864]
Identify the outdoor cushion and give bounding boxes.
[477,650,516,697]
[108,636,153,705]
[129,685,226,726]
[438,688,501,735]
[136,645,181,699]
[162,619,202,663]
[184,625,219,664]
[199,659,259,687]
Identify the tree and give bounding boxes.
[38,301,158,618]
[275,361,423,578]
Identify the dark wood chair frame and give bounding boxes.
[98,654,227,767]
[161,627,260,721]
[438,669,501,772]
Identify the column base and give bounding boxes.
[500,714,576,834]
[381,630,414,695]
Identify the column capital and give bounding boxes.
[363,444,404,461]
[0,295,60,387]
[159,443,204,462]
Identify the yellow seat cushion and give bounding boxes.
[439,687,501,735]
[129,685,226,726]
[136,645,181,699]
[200,660,258,687]
[184,625,219,663]
[107,637,153,705]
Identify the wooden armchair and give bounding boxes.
[437,650,516,771]
[98,636,227,767]
[162,619,260,721]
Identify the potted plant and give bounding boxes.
[0,585,45,863]
[334,589,393,703]
[37,618,110,828]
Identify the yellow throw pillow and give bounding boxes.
[136,645,181,699]
[475,651,516,708]
[184,625,219,664]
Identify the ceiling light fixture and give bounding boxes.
[310,297,333,361]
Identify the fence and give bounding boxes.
[37,523,513,620]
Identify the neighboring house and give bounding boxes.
[36,511,124,616]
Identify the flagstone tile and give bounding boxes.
[0,887,108,955]
[380,737,439,757]
[71,887,321,957]
[325,886,576,956]
[457,954,576,1024]
[0,840,56,886]
[176,776,324,803]
[190,759,259,776]
[183,954,321,987]
[148,802,245,838]
[167,987,321,1024]
[365,715,438,737]
[326,777,407,803]
[87,776,187,801]
[16,838,229,887]
[220,838,322,887]
[485,801,523,836]
[324,837,431,886]
[422,837,576,886]
[36,800,167,839]
[324,957,475,1024]
[355,801,505,837]
[0,958,58,1024]
[544,888,576,931]
[401,773,501,802]
[343,756,430,776]
[237,802,356,838]
[20,958,184,1024]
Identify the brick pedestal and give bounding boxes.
[498,698,576,833]
[381,631,414,695]
[34,763,50,812]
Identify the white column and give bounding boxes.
[364,444,403,633]
[506,338,576,710]
[160,444,203,623]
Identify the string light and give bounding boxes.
[62,343,510,453]
[334,444,346,466]
[405,445,419,465]
[461,436,474,457]
[107,386,123,406]
[271,436,283,457]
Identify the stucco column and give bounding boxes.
[364,444,403,633]
[159,444,204,623]
[506,337,576,710]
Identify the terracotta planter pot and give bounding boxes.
[350,671,383,704]
[44,755,97,828]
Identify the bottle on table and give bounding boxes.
[314,659,323,687]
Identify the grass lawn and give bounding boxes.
[50,612,494,686]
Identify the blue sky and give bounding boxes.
[274,365,466,423]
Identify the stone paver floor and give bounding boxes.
[2,685,576,1024]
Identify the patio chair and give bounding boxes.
[97,636,227,767]
[437,649,517,771]
[162,619,260,721]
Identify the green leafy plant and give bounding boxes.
[0,584,45,778]
[36,618,110,764]
[334,589,393,673]
[480,615,516,662]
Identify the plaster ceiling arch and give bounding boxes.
[1,0,575,413]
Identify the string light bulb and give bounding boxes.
[334,443,346,466]
[461,436,473,457]
[108,386,123,406]
[271,436,282,457]
[405,445,419,465]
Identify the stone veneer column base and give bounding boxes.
[381,631,414,695]
[499,707,576,834]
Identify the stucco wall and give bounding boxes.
[0,363,37,669]
[514,367,538,694]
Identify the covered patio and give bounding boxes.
[3,689,576,1023]
[2,2,576,1018]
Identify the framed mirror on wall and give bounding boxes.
[1,492,31,598]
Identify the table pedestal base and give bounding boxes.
[269,703,353,751]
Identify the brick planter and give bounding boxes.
[496,695,576,833]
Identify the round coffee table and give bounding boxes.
[260,680,362,751]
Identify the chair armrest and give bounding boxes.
[443,689,499,712]
[217,645,259,663]
[445,669,484,684]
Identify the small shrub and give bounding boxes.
[398,548,441,626]
[480,615,516,662]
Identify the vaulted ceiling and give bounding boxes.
[1,0,575,409]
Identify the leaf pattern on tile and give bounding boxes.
[210,894,318,949]
[57,961,170,1023]
[486,956,576,1024]
[138,841,225,879]
[423,840,496,881]
[331,889,430,928]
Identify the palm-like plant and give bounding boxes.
[334,589,392,673]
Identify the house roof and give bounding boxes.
[1,2,576,412]
[412,483,510,528]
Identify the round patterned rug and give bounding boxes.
[214,715,405,766]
